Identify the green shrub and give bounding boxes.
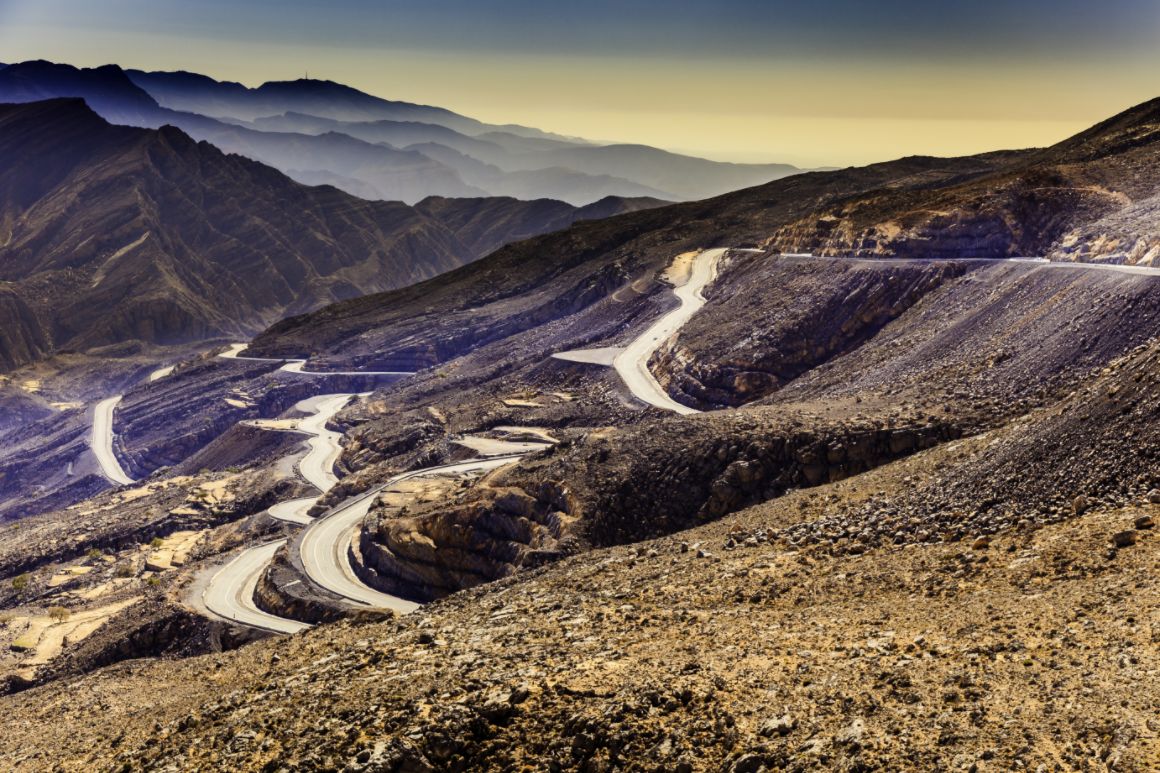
[11,573,30,592]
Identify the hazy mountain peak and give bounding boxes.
[0,59,806,205]
[0,60,159,123]
[0,95,101,124]
[257,77,423,104]
[125,68,249,92]
[0,98,675,372]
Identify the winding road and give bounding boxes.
[294,393,362,491]
[196,249,1158,634]
[147,365,175,382]
[198,344,424,632]
[262,248,730,622]
[561,249,1159,417]
[551,247,728,415]
[781,252,1160,275]
[219,343,414,376]
[202,345,548,631]
[267,497,318,526]
[297,455,528,613]
[200,343,429,632]
[611,247,726,415]
[201,392,360,630]
[201,540,310,635]
[90,396,136,486]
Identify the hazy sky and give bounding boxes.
[1,0,1158,166]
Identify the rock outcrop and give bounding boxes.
[357,481,577,601]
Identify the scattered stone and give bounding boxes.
[759,714,796,737]
[834,718,867,749]
[729,753,767,773]
[1111,531,1137,548]
[1134,515,1154,530]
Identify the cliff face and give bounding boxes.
[348,417,961,603]
[0,288,50,372]
[762,171,1126,261]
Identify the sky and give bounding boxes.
[1,0,1158,167]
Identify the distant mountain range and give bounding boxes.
[0,60,801,205]
[250,93,1160,365]
[0,99,663,371]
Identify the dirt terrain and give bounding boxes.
[0,443,1154,771]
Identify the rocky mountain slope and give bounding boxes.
[0,60,158,125]
[0,98,472,370]
[274,256,1152,606]
[763,99,1160,266]
[125,68,569,138]
[125,66,800,203]
[0,99,663,373]
[240,155,1028,363]
[413,194,669,257]
[0,337,1155,769]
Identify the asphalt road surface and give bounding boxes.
[781,253,1160,275]
[90,396,136,486]
[293,393,358,491]
[298,455,527,612]
[219,343,413,376]
[611,248,727,415]
[201,540,311,635]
